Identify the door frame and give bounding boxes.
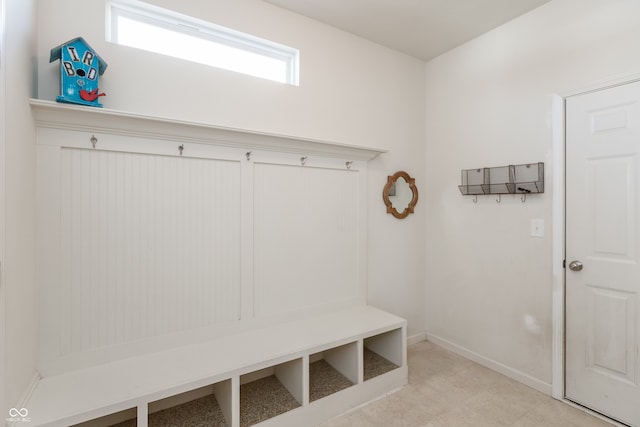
[551,72,640,402]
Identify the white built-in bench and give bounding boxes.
[25,305,407,427]
[28,100,399,427]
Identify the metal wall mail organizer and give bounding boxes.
[458,162,544,203]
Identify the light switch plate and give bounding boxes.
[531,219,544,238]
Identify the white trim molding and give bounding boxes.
[551,94,565,400]
[561,71,640,99]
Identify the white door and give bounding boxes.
[566,80,640,426]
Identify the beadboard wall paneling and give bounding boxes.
[253,163,361,317]
[58,148,241,354]
[33,106,380,375]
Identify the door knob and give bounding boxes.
[568,260,583,271]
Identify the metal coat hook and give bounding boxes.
[496,194,501,203]
[178,144,184,156]
[301,156,308,165]
[472,195,478,203]
[346,161,353,170]
[518,187,530,203]
[246,151,252,161]
[90,135,98,149]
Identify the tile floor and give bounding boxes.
[322,340,615,427]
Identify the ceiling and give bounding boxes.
[263,0,552,61]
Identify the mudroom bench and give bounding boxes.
[25,305,407,427]
[27,101,400,427]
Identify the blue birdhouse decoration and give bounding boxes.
[50,37,108,107]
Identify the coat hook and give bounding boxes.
[90,135,98,149]
[472,195,478,203]
[178,144,184,156]
[246,151,252,161]
[346,161,353,170]
[518,187,530,203]
[301,156,308,165]
[496,194,501,203]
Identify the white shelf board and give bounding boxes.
[29,99,386,161]
[26,305,405,426]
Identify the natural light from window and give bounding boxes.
[108,1,299,85]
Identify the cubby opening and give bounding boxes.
[71,408,137,427]
[363,329,403,381]
[240,358,303,427]
[144,380,231,427]
[309,342,358,402]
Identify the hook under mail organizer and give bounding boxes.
[458,162,544,203]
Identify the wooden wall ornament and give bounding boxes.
[383,171,418,219]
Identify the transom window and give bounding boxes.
[107,0,299,85]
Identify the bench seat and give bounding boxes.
[25,305,407,427]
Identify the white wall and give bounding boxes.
[3,0,37,410]
[424,0,640,390]
[36,0,426,337]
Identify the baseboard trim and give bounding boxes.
[426,333,552,396]
[407,331,426,346]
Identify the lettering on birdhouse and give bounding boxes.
[50,37,108,108]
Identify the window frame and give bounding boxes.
[106,0,300,85]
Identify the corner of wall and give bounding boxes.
[3,0,39,412]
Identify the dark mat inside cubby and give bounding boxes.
[109,393,227,427]
[363,347,399,381]
[309,359,354,402]
[240,375,300,427]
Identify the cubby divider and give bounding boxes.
[212,379,234,426]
